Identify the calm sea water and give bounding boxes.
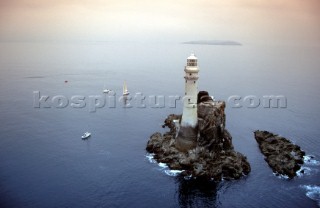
[0,42,319,207]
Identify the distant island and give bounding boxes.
[182,40,242,46]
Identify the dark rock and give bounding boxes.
[200,95,213,103]
[146,95,251,181]
[197,91,209,104]
[254,130,305,179]
[146,132,162,153]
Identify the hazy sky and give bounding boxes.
[0,0,319,45]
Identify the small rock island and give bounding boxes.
[254,130,305,178]
[146,54,250,180]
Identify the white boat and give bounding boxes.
[81,132,91,139]
[103,83,111,93]
[123,81,130,95]
[103,89,110,93]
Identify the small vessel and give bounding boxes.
[103,89,110,93]
[123,81,130,95]
[81,132,91,139]
[103,82,111,93]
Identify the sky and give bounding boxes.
[0,0,319,45]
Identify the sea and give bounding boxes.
[0,41,319,208]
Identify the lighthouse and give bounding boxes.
[175,53,199,151]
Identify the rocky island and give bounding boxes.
[146,54,250,181]
[254,130,305,179]
[146,91,251,180]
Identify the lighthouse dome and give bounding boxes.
[187,53,197,60]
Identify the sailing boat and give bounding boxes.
[123,81,130,96]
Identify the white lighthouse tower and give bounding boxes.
[176,53,199,151]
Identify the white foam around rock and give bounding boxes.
[301,185,320,207]
[304,155,320,166]
[297,167,312,177]
[164,169,183,177]
[145,153,156,163]
[273,173,289,179]
[158,162,168,169]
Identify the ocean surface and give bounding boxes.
[0,41,319,208]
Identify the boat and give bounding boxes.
[103,82,111,93]
[123,81,130,95]
[103,89,110,93]
[81,132,91,139]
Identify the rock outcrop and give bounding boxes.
[146,92,251,181]
[254,130,305,178]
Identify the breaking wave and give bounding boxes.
[299,156,320,206]
[296,155,320,177]
[164,169,183,177]
[146,153,183,177]
[303,155,320,166]
[301,185,320,207]
[146,153,156,163]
